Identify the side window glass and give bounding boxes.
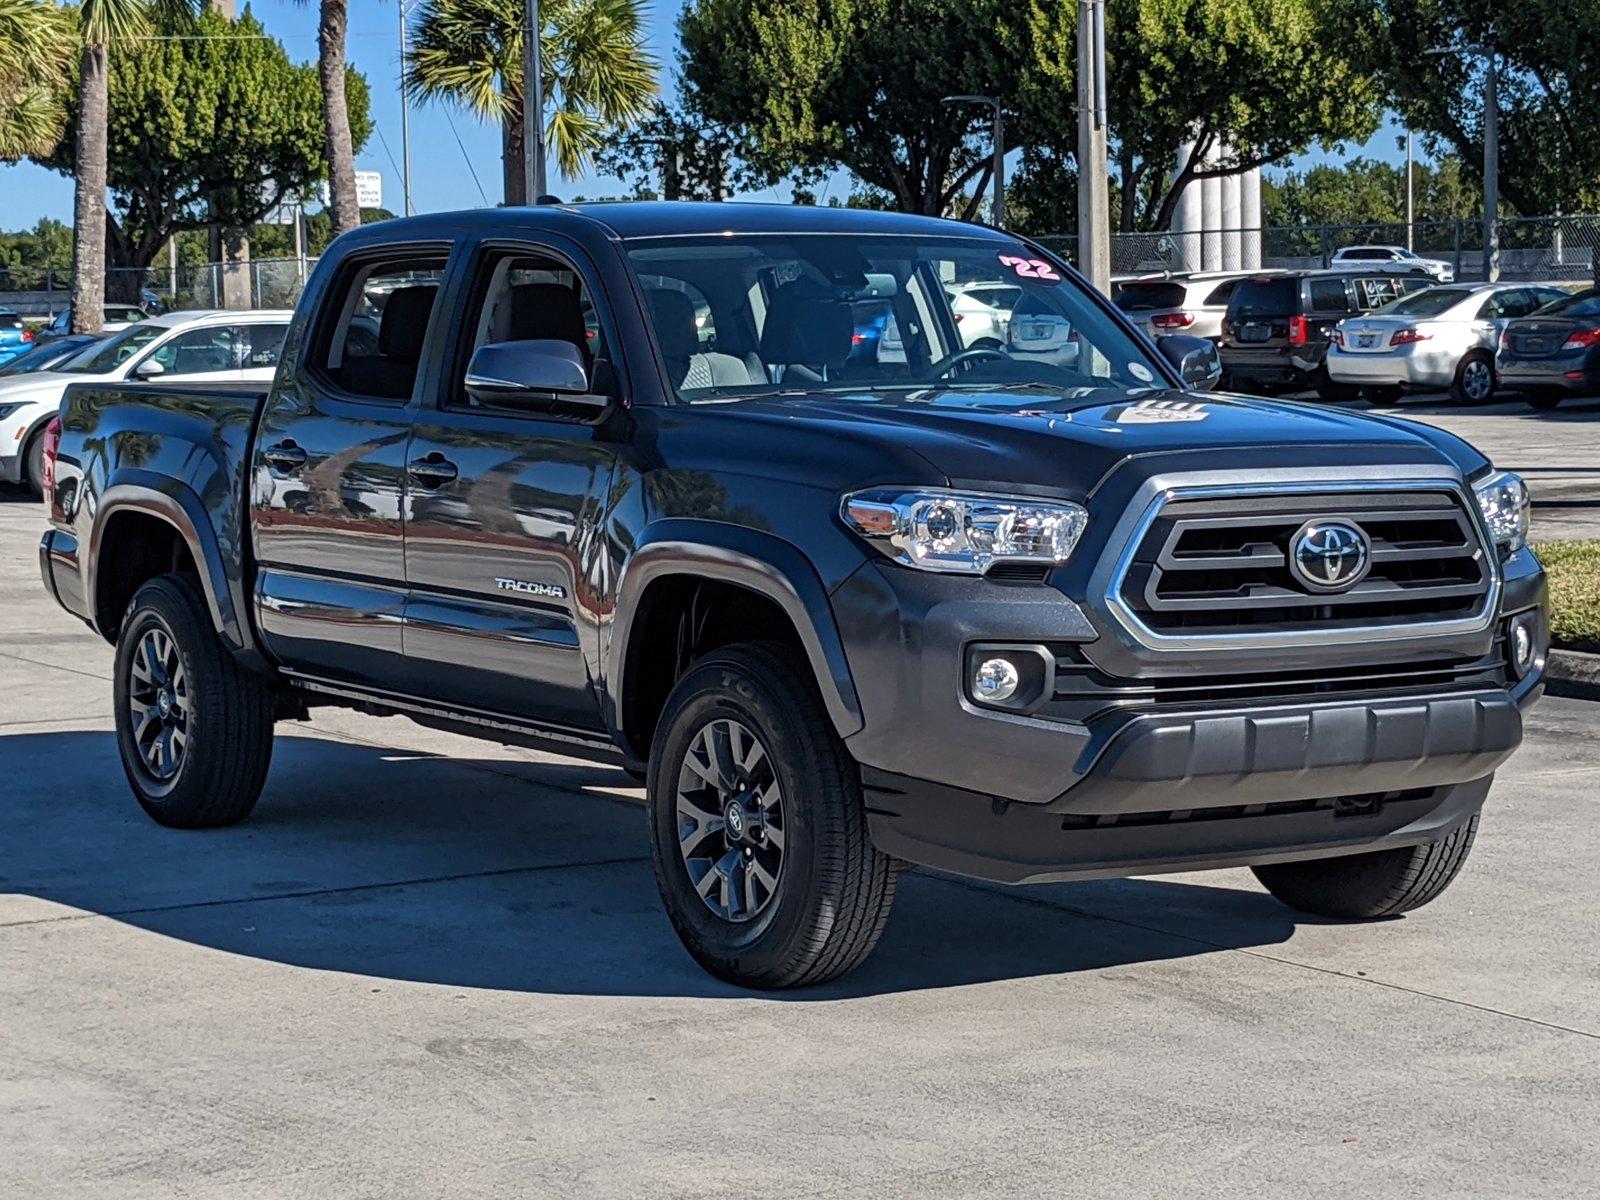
[1352,277,1398,310]
[317,256,447,401]
[151,327,235,375]
[239,324,288,368]
[450,249,606,412]
[1308,279,1349,313]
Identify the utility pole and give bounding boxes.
[1426,36,1498,281]
[522,0,547,203]
[1076,0,1110,293]
[941,95,1005,228]
[399,0,413,216]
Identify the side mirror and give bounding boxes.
[132,358,165,380]
[463,339,612,421]
[1157,334,1222,392]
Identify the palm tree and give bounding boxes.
[67,0,194,335]
[406,0,656,206]
[305,0,361,238]
[0,0,73,164]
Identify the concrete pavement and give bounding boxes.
[3,473,1599,1197]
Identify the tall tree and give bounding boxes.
[679,0,1025,217]
[0,0,74,163]
[46,8,372,299]
[1366,1,1600,216]
[310,0,362,237]
[406,0,657,206]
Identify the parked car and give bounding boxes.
[947,280,1023,347]
[0,310,290,495]
[1495,287,1600,410]
[1219,270,1436,398]
[38,303,149,341]
[0,308,35,365]
[1115,271,1280,342]
[0,333,101,379]
[39,204,1542,989]
[1330,244,1455,284]
[1327,283,1569,405]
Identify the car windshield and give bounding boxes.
[60,324,165,373]
[624,234,1168,404]
[1376,287,1472,318]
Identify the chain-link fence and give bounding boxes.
[0,258,318,319]
[1037,214,1600,284]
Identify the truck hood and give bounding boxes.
[709,384,1485,493]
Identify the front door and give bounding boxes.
[251,247,453,688]
[400,239,618,731]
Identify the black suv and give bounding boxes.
[39,204,1544,988]
[1220,271,1435,398]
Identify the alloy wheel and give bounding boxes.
[127,625,189,782]
[1463,359,1493,402]
[674,717,786,922]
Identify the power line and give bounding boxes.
[444,112,492,207]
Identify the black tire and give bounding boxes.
[1526,392,1563,411]
[1364,385,1404,406]
[23,427,46,498]
[113,574,276,828]
[1252,815,1479,920]
[1451,352,1495,404]
[647,642,897,988]
[1314,367,1359,402]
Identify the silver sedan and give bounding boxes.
[1326,283,1568,404]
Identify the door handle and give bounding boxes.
[262,440,306,471]
[407,453,458,487]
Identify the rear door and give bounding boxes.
[251,244,455,687]
[399,235,621,730]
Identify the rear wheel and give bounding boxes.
[114,574,277,828]
[1527,392,1563,411]
[1451,352,1495,404]
[647,642,897,988]
[1364,385,1403,406]
[1252,816,1478,919]
[1314,367,1359,402]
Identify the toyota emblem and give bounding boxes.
[1289,520,1372,593]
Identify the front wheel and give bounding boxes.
[647,643,897,988]
[114,574,277,828]
[23,427,47,498]
[1252,815,1478,919]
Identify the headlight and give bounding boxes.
[841,488,1087,574]
[0,402,25,421]
[1473,469,1530,556]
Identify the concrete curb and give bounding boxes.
[1548,647,1600,701]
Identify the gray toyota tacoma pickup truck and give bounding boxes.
[38,203,1546,988]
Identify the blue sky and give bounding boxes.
[0,0,1416,231]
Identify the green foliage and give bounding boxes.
[592,98,752,201]
[1262,155,1482,227]
[1368,1,1600,216]
[405,0,657,181]
[1535,541,1600,652]
[0,0,74,162]
[42,7,372,271]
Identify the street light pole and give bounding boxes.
[1404,129,1414,251]
[1426,37,1498,281]
[1076,0,1111,293]
[941,95,1004,228]
[522,0,547,203]
[399,0,413,216]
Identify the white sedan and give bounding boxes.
[1326,283,1568,404]
[0,309,291,495]
[1330,244,1456,284]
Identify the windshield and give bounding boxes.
[1540,288,1600,317]
[624,234,1168,404]
[1377,287,1472,318]
[60,324,164,374]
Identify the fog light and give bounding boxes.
[973,657,1020,702]
[1507,613,1538,678]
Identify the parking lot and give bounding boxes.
[2,396,1598,1198]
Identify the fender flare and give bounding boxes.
[88,475,256,657]
[607,520,864,743]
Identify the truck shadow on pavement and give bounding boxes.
[1,728,1305,999]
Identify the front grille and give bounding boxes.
[1117,489,1492,636]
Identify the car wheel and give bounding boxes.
[1527,392,1563,411]
[1364,386,1403,406]
[23,428,47,498]
[647,642,897,988]
[114,574,277,828]
[1451,352,1495,404]
[1253,815,1479,919]
[1313,367,1358,402]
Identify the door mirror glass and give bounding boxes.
[132,357,165,379]
[1157,334,1221,391]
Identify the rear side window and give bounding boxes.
[1230,278,1296,316]
[316,256,448,401]
[1116,281,1187,311]
[1307,279,1352,313]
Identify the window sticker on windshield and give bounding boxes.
[1106,399,1209,424]
[1128,363,1154,383]
[998,254,1061,282]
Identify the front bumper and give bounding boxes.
[0,450,20,485]
[1326,344,1458,389]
